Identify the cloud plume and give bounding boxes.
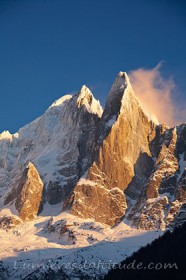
[129,63,185,127]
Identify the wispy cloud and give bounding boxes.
[129,63,185,127]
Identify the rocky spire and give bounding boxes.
[69,71,157,226]
[76,85,103,117]
[15,162,44,220]
[102,72,133,122]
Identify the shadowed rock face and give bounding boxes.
[67,73,186,229]
[126,124,186,230]
[14,162,44,220]
[1,71,186,230]
[44,88,103,205]
[69,72,157,226]
[146,129,179,200]
[0,86,103,210]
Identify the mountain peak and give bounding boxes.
[102,71,134,121]
[76,85,103,117]
[103,71,158,125]
[111,71,132,94]
[26,161,36,170]
[80,84,91,93]
[77,84,92,104]
[117,72,159,124]
[0,130,19,141]
[0,130,12,140]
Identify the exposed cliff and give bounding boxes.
[4,162,43,220]
[0,72,186,230]
[69,72,157,226]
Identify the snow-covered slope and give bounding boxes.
[0,72,186,280]
[0,211,162,280]
[0,86,103,211]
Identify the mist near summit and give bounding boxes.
[129,63,186,127]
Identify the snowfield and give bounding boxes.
[0,209,162,279]
[0,73,182,279]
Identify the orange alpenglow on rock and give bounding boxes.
[1,71,186,231]
[15,162,44,220]
[68,72,157,226]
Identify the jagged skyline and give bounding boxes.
[1,71,186,279]
[0,0,186,132]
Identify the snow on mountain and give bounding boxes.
[49,94,72,108]
[76,85,103,117]
[69,71,157,226]
[0,86,102,211]
[0,72,186,279]
[0,212,162,280]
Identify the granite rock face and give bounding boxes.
[4,162,44,220]
[0,86,103,211]
[146,128,179,200]
[70,181,127,226]
[15,162,44,220]
[68,73,186,229]
[126,124,186,230]
[0,71,186,229]
[69,73,157,226]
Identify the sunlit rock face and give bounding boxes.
[69,180,127,226]
[68,73,186,229]
[15,162,43,220]
[4,162,43,220]
[69,72,157,226]
[126,124,186,230]
[0,86,103,210]
[0,71,186,230]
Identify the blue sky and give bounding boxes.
[0,0,186,132]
